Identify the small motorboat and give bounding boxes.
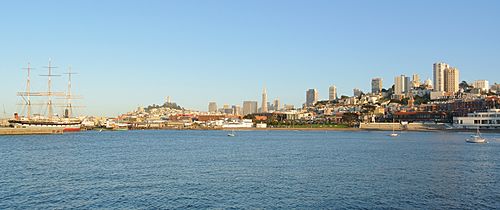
[466,128,486,143]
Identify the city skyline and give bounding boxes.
[1,1,499,116]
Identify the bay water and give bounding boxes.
[1,130,499,209]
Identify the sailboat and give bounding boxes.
[227,129,235,137]
[8,61,82,132]
[466,128,486,143]
[389,119,398,137]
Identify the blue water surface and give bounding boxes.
[1,130,499,209]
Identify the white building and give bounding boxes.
[222,119,254,128]
[433,62,449,92]
[472,80,489,92]
[453,109,500,129]
[394,75,409,95]
[329,85,337,100]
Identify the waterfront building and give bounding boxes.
[444,67,459,94]
[472,80,489,92]
[222,119,254,128]
[453,109,500,129]
[306,89,318,107]
[208,102,217,113]
[329,85,337,100]
[261,87,268,113]
[433,62,449,92]
[371,78,382,94]
[243,101,258,115]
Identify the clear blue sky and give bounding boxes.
[1,0,499,116]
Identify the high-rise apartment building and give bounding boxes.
[371,78,383,94]
[261,87,268,113]
[444,67,459,93]
[208,102,217,113]
[306,89,318,107]
[433,62,449,92]
[404,76,411,93]
[242,101,258,115]
[394,75,410,94]
[329,85,337,100]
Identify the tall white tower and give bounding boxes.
[261,87,268,113]
[433,62,449,92]
[329,85,337,100]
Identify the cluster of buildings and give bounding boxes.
[103,62,499,130]
[200,62,499,129]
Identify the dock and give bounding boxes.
[0,127,64,135]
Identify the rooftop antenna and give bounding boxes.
[41,58,60,119]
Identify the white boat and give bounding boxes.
[227,130,236,137]
[466,128,486,143]
[389,120,398,137]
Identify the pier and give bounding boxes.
[0,127,64,135]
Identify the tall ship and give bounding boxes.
[8,60,83,132]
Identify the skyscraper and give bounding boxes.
[444,67,459,93]
[261,87,268,113]
[306,89,318,107]
[242,101,258,115]
[433,62,449,92]
[394,75,407,95]
[404,76,411,93]
[273,98,280,111]
[208,102,217,113]
[329,85,337,100]
[371,78,382,94]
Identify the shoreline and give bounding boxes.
[122,127,500,133]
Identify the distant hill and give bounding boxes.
[145,102,183,112]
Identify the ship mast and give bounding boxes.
[41,59,60,119]
[22,63,32,119]
[63,66,77,118]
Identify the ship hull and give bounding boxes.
[8,120,82,132]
